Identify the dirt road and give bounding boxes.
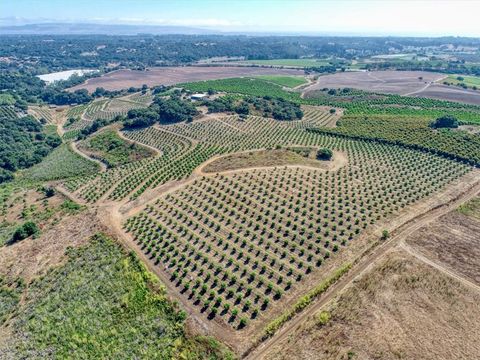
[70,141,107,172]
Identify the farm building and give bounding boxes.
[190,93,209,101]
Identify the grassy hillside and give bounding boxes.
[21,144,99,182]
[2,233,233,359]
[78,129,155,168]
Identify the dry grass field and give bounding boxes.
[68,66,305,92]
[405,197,480,284]
[262,249,480,360]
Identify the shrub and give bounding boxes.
[316,148,333,161]
[430,115,459,129]
[11,221,39,243]
[381,229,389,240]
[316,310,331,326]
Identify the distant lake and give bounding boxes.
[37,69,98,84]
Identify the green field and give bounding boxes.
[4,233,232,359]
[444,74,480,89]
[78,129,155,168]
[255,75,308,88]
[234,58,330,67]
[21,144,99,182]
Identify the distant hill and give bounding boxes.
[0,22,218,35]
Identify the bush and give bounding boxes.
[316,310,331,326]
[430,115,459,129]
[11,221,39,243]
[381,229,389,240]
[43,187,56,198]
[316,148,333,161]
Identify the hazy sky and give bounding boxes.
[3,0,480,36]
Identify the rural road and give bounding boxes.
[402,75,448,96]
[243,177,480,360]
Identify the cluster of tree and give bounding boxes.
[203,96,250,115]
[0,115,61,183]
[429,115,459,129]
[123,96,198,128]
[10,221,39,244]
[247,96,303,121]
[203,95,303,121]
[316,148,333,160]
[304,65,338,74]
[78,117,119,139]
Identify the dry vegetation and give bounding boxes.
[405,197,480,284]
[0,211,104,282]
[201,148,342,174]
[263,249,480,360]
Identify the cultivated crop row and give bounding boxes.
[125,138,470,328]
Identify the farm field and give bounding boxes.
[200,148,342,173]
[304,70,480,105]
[255,75,308,88]
[63,92,152,134]
[54,99,478,354]
[442,74,480,88]
[67,66,305,92]
[405,196,480,284]
[122,133,470,337]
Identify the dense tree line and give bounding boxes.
[2,35,480,73]
[0,115,61,183]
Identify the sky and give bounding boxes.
[2,0,480,36]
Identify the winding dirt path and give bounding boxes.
[244,177,480,360]
[70,141,107,172]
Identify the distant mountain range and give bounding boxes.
[0,22,219,35]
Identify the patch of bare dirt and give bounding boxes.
[263,249,480,360]
[0,211,105,282]
[303,70,480,105]
[200,149,344,174]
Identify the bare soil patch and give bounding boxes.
[0,211,105,282]
[457,124,480,135]
[68,66,304,93]
[405,200,480,284]
[263,249,480,360]
[200,148,343,174]
[412,83,480,105]
[305,70,444,95]
[302,70,480,105]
